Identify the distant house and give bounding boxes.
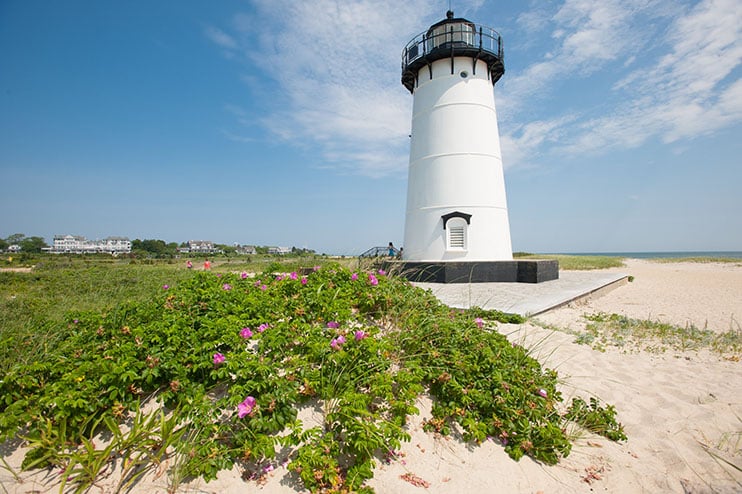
[236,245,257,255]
[50,234,131,255]
[8,244,21,253]
[182,240,217,254]
[268,246,291,255]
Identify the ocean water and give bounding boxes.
[561,251,742,259]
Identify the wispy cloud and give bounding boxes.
[500,114,578,170]
[500,0,742,166]
[204,26,238,52]
[204,0,741,176]
[503,0,659,112]
[206,0,488,177]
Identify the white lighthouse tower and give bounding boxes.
[398,11,557,283]
[402,10,511,262]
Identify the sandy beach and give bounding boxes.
[3,259,741,493]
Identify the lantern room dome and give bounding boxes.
[401,10,504,93]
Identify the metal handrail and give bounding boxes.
[401,22,503,72]
[359,246,400,258]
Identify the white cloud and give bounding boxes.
[500,115,577,169]
[502,0,741,165]
[204,26,238,51]
[209,0,489,177]
[206,0,741,176]
[221,130,256,143]
[503,0,660,111]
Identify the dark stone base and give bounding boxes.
[385,260,559,283]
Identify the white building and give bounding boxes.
[182,240,216,254]
[99,236,131,254]
[51,235,131,254]
[236,245,257,255]
[52,235,86,253]
[268,246,291,255]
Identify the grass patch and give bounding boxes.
[0,263,624,492]
[0,262,193,373]
[573,312,742,354]
[514,254,625,270]
[650,257,742,265]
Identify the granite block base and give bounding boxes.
[386,260,559,283]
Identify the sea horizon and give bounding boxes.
[556,251,742,259]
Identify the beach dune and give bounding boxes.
[2,259,741,493]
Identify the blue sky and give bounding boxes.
[1,0,740,255]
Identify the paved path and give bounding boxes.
[413,270,628,316]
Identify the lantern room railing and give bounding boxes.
[401,22,504,93]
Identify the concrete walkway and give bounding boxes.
[413,270,629,316]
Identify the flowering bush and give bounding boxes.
[237,396,257,418]
[0,263,624,492]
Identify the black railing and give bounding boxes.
[401,22,504,92]
[359,246,400,258]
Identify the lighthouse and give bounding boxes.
[398,10,557,283]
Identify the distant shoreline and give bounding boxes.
[555,251,742,259]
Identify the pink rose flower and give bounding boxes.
[238,396,257,418]
[330,335,346,350]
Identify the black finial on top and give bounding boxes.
[446,10,454,19]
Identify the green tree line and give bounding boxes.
[2,234,316,258]
[1,233,48,253]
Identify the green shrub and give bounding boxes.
[0,265,624,492]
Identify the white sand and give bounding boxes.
[3,259,741,493]
[541,259,742,333]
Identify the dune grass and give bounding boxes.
[514,253,625,270]
[650,257,742,264]
[572,312,742,355]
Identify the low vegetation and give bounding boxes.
[0,260,626,492]
[572,312,742,354]
[513,253,625,270]
[650,256,742,265]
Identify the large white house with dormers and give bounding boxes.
[49,235,131,254]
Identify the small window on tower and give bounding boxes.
[446,218,468,251]
[450,226,465,248]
